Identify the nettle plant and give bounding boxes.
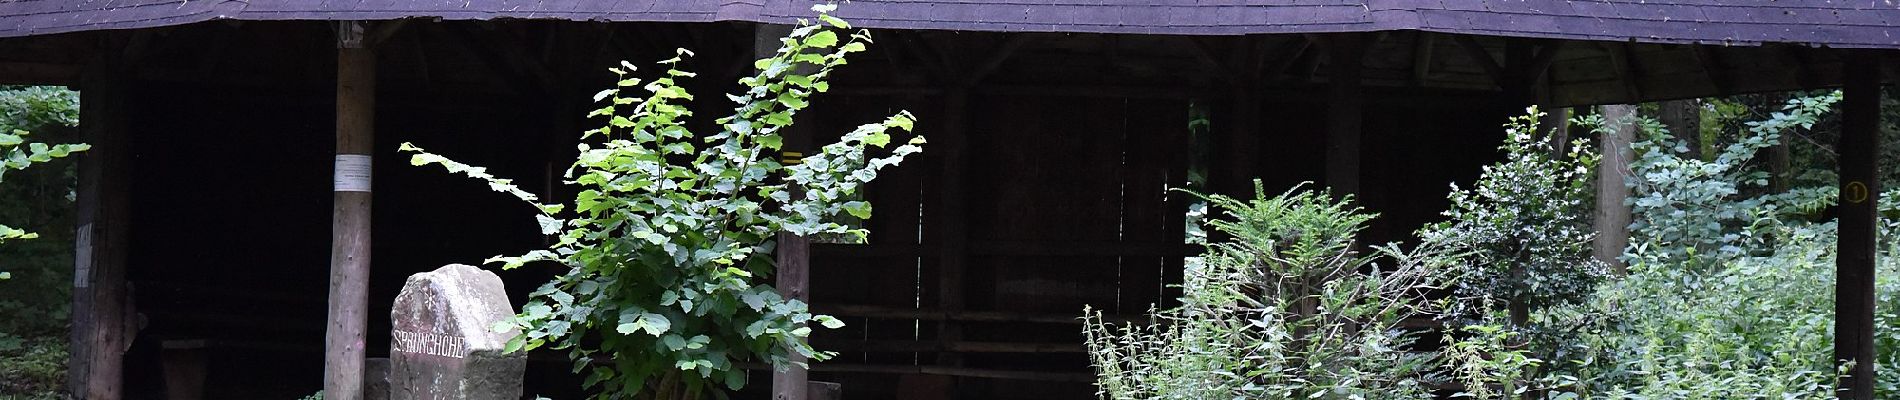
[402,6,923,398]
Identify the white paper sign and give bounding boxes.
[74,223,92,288]
[334,154,373,192]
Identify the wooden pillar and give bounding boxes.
[1594,104,1635,275]
[1835,49,1880,400]
[1217,88,1261,197]
[758,23,818,400]
[773,232,812,400]
[70,35,133,400]
[935,87,971,369]
[325,21,376,400]
[1322,34,1369,197]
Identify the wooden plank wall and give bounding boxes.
[800,91,1191,399]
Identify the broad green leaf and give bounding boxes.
[536,214,563,235]
[841,201,872,219]
[803,31,839,48]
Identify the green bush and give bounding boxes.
[1083,182,1455,399]
[1427,92,1899,399]
[404,5,922,398]
[1420,107,1604,324]
[1529,92,1899,398]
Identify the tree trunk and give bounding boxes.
[1658,99,1702,160]
[1595,105,1636,275]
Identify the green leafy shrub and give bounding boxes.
[1420,107,1604,323]
[1429,91,1899,399]
[402,5,923,398]
[1540,92,1897,399]
[1616,92,1841,270]
[1083,182,1454,399]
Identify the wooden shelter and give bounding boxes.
[0,1,1894,399]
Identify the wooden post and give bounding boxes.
[325,20,376,400]
[1322,34,1368,197]
[1217,86,1261,198]
[774,232,812,400]
[1835,49,1880,400]
[1595,104,1635,275]
[935,86,970,369]
[759,23,819,400]
[70,35,133,400]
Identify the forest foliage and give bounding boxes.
[0,85,83,399]
[1086,90,1900,399]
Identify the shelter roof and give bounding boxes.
[2,0,1896,48]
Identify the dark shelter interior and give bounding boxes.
[1,1,1895,399]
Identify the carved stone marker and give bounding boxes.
[389,264,526,400]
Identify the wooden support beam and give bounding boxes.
[368,19,409,48]
[738,363,1095,383]
[324,20,376,400]
[812,339,1087,354]
[449,24,555,95]
[1411,32,1436,86]
[892,31,951,82]
[1594,104,1635,275]
[0,61,82,85]
[1604,42,1644,100]
[1691,45,1731,95]
[1527,40,1564,84]
[1835,49,1880,400]
[1321,33,1370,197]
[1187,37,1240,84]
[1452,35,1506,87]
[1782,44,1822,90]
[1262,37,1312,83]
[69,34,134,400]
[812,304,1146,325]
[961,34,1031,86]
